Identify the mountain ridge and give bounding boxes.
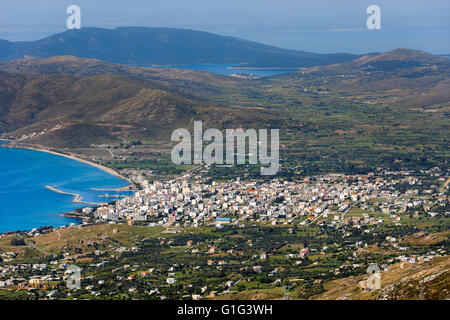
[0,47,448,176]
[0,27,360,68]
[0,70,279,147]
[0,55,236,97]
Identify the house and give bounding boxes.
[253,266,262,273]
[209,291,217,297]
[29,278,41,288]
[208,246,217,254]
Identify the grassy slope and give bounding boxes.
[311,255,449,300]
[0,70,279,147]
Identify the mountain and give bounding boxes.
[0,71,278,147]
[0,55,236,97]
[0,48,448,175]
[0,39,13,57]
[0,27,359,68]
[280,48,450,108]
[346,48,449,69]
[295,48,450,73]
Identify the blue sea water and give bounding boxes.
[0,142,130,233]
[150,64,297,77]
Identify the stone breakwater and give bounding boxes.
[45,186,107,206]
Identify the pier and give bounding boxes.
[45,186,107,206]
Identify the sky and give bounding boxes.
[0,0,449,54]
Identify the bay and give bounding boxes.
[0,142,130,233]
[150,64,297,77]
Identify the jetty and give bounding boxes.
[91,187,138,192]
[45,186,106,206]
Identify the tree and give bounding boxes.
[11,238,26,246]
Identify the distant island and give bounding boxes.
[0,27,359,68]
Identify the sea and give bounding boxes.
[150,64,297,77]
[0,141,131,233]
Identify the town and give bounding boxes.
[91,167,447,230]
[0,166,448,300]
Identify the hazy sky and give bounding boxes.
[0,0,449,54]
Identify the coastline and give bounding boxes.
[227,67,301,70]
[148,64,301,70]
[0,141,136,232]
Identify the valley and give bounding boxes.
[0,48,448,180]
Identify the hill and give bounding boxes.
[0,27,359,68]
[0,71,278,148]
[291,48,450,74]
[279,48,450,108]
[0,48,448,176]
[0,55,237,97]
[312,255,449,300]
[3,48,446,103]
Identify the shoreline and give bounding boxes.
[227,67,301,70]
[147,64,301,70]
[0,141,137,233]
